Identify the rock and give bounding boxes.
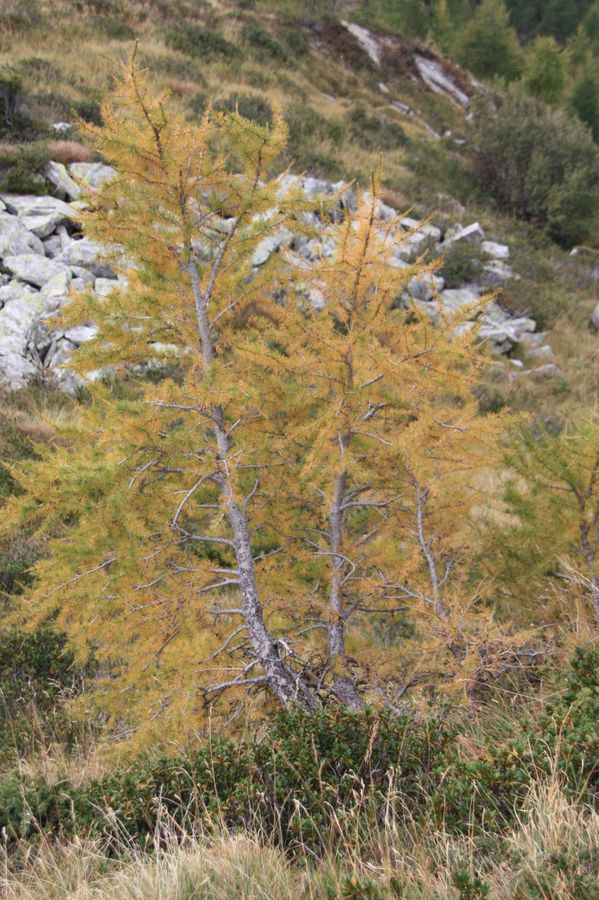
[524,345,554,361]
[406,272,444,301]
[413,55,470,108]
[42,234,64,258]
[94,277,119,297]
[443,221,485,246]
[0,212,45,256]
[68,162,116,189]
[252,227,294,267]
[513,363,561,380]
[44,161,81,201]
[62,324,98,345]
[0,348,37,388]
[0,194,76,238]
[59,236,113,276]
[591,302,599,329]
[3,254,71,288]
[482,260,513,286]
[439,286,480,313]
[482,240,510,259]
[400,217,442,243]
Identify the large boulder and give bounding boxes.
[58,235,113,276]
[3,254,72,288]
[44,161,81,201]
[0,194,76,238]
[443,222,485,247]
[0,212,45,256]
[68,162,116,190]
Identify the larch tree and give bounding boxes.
[6,58,325,737]
[5,60,509,740]
[486,421,599,631]
[265,177,507,709]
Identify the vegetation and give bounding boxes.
[1,2,598,896]
[472,90,599,247]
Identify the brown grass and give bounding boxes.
[45,141,98,165]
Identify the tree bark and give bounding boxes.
[328,470,362,709]
[187,256,315,709]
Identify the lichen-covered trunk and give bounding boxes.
[189,258,314,709]
[328,471,362,709]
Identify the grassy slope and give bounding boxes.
[1,0,597,423]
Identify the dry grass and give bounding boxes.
[1,780,597,898]
[45,141,98,165]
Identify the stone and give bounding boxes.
[252,227,294,267]
[591,302,599,329]
[482,240,510,259]
[44,161,81,201]
[58,236,113,276]
[513,363,561,380]
[3,254,71,289]
[0,194,76,238]
[524,345,554,361]
[68,162,117,189]
[62,324,98,345]
[443,221,485,246]
[94,277,119,298]
[42,234,64,258]
[400,217,442,242]
[406,272,444,301]
[0,212,45,256]
[482,260,513,286]
[439,286,480,313]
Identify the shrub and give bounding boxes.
[456,0,523,82]
[216,92,273,127]
[0,141,51,193]
[165,25,237,60]
[0,628,81,762]
[0,709,454,847]
[241,20,286,60]
[569,66,599,142]
[348,106,409,152]
[472,90,599,247]
[440,241,485,288]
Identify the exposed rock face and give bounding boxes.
[0,163,550,392]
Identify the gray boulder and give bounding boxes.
[3,254,72,288]
[406,272,444,301]
[591,302,599,329]
[68,162,116,189]
[0,212,45,256]
[439,286,479,313]
[482,240,510,259]
[0,194,76,238]
[443,222,485,246]
[59,236,113,276]
[44,161,82,201]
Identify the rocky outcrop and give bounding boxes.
[0,162,117,390]
[0,163,552,392]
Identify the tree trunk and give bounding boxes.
[328,471,362,709]
[188,258,315,709]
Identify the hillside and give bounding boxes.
[0,3,598,898]
[2,0,598,420]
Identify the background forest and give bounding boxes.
[0,1,598,897]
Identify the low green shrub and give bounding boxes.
[473,90,599,248]
[440,241,485,288]
[0,646,596,851]
[348,107,409,152]
[165,25,237,60]
[241,20,286,60]
[0,142,51,194]
[0,628,82,763]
